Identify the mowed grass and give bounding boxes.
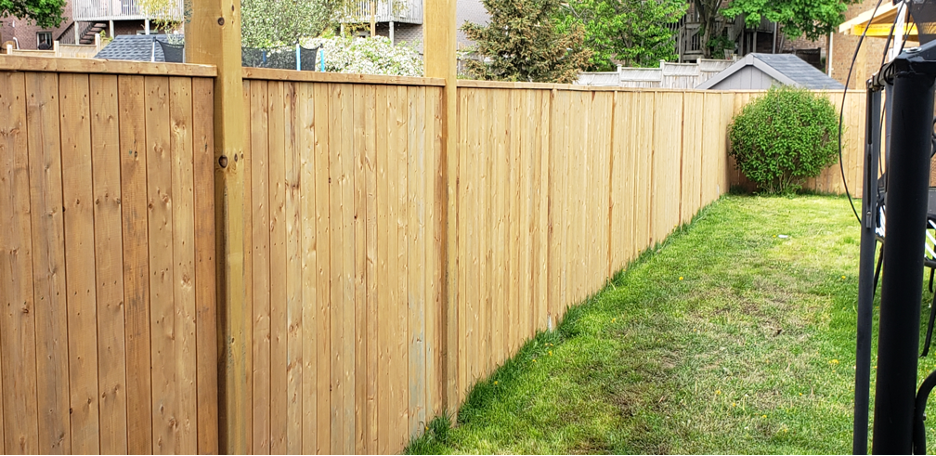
[405,194,936,454]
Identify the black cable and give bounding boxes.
[840,0,888,225]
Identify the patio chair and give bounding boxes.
[873,120,936,357]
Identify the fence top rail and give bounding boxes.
[0,55,217,77]
[458,79,868,95]
[242,67,445,86]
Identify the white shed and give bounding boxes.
[696,53,844,90]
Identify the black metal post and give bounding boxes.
[855,86,881,455]
[872,58,936,454]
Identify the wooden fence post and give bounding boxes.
[186,2,248,455]
[424,0,459,414]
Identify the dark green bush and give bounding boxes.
[728,85,840,194]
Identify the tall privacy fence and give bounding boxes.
[0,55,867,455]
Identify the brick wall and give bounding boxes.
[830,0,888,89]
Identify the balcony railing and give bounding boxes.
[345,0,423,25]
[73,0,183,22]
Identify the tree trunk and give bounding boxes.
[693,0,720,59]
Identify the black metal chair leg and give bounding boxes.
[930,267,935,293]
[922,291,936,358]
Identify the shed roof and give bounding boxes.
[95,34,168,62]
[696,53,844,90]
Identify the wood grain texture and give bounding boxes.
[59,72,101,455]
[26,71,71,455]
[0,70,38,456]
[312,82,332,455]
[89,74,129,456]
[118,74,153,455]
[267,80,288,455]
[297,81,317,456]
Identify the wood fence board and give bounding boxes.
[388,84,408,452]
[26,71,72,455]
[363,83,379,454]
[60,72,101,455]
[168,76,198,455]
[117,74,153,455]
[283,81,303,456]
[374,85,390,455]
[143,75,177,455]
[535,89,549,331]
[509,89,522,354]
[330,83,355,454]
[191,77,218,455]
[297,81,316,456]
[426,86,443,418]
[407,85,427,439]
[353,84,367,454]
[397,84,411,451]
[681,92,704,224]
[492,89,506,367]
[518,90,532,345]
[241,80,255,456]
[249,79,272,455]
[455,88,468,404]
[89,73,129,456]
[464,89,479,388]
[480,88,492,374]
[267,80,288,455]
[312,82,332,456]
[0,70,38,455]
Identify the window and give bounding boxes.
[36,31,52,49]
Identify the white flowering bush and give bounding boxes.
[303,36,424,77]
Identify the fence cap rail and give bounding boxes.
[242,67,445,86]
[458,79,869,95]
[0,55,217,76]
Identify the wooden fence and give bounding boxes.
[0,60,218,454]
[0,56,872,455]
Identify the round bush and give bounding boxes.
[728,85,840,194]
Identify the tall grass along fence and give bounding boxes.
[0,55,868,455]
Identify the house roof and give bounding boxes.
[696,53,845,90]
[95,34,168,62]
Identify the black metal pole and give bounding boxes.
[872,63,935,454]
[855,86,881,455]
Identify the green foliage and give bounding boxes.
[554,0,686,70]
[304,36,423,76]
[462,0,592,83]
[0,0,65,29]
[721,0,857,42]
[728,86,840,194]
[242,0,350,49]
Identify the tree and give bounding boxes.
[241,0,352,49]
[462,0,592,83]
[0,0,66,29]
[721,0,857,42]
[137,0,184,39]
[555,0,687,70]
[695,0,856,59]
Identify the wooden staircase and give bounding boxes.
[79,22,107,45]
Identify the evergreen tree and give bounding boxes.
[462,0,592,83]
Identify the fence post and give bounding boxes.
[424,0,458,414]
[186,3,248,455]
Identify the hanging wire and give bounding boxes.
[840,0,889,225]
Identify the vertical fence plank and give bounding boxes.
[535,89,550,331]
[250,79,272,456]
[313,82,331,456]
[363,84,379,454]
[118,74,152,455]
[26,71,71,456]
[267,80,288,455]
[465,89,479,389]
[0,70,37,456]
[407,85,427,439]
[240,79,256,456]
[508,89,521,355]
[298,81,316,456]
[192,77,218,455]
[375,85,391,455]
[89,73,129,456]
[143,75,177,455]
[426,86,443,418]
[60,72,101,455]
[330,83,355,454]
[518,90,532,347]
[394,84,410,452]
[283,81,303,456]
[480,88,492,375]
[353,84,367,454]
[681,92,704,224]
[168,77,198,455]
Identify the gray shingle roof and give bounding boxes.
[95,34,168,62]
[752,53,844,90]
[696,53,845,90]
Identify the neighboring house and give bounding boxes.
[696,53,844,90]
[346,0,488,52]
[1,0,177,51]
[0,0,75,50]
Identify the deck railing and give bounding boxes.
[72,0,183,22]
[345,0,423,24]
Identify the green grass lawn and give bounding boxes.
[406,194,936,454]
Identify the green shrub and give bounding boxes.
[728,85,840,194]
